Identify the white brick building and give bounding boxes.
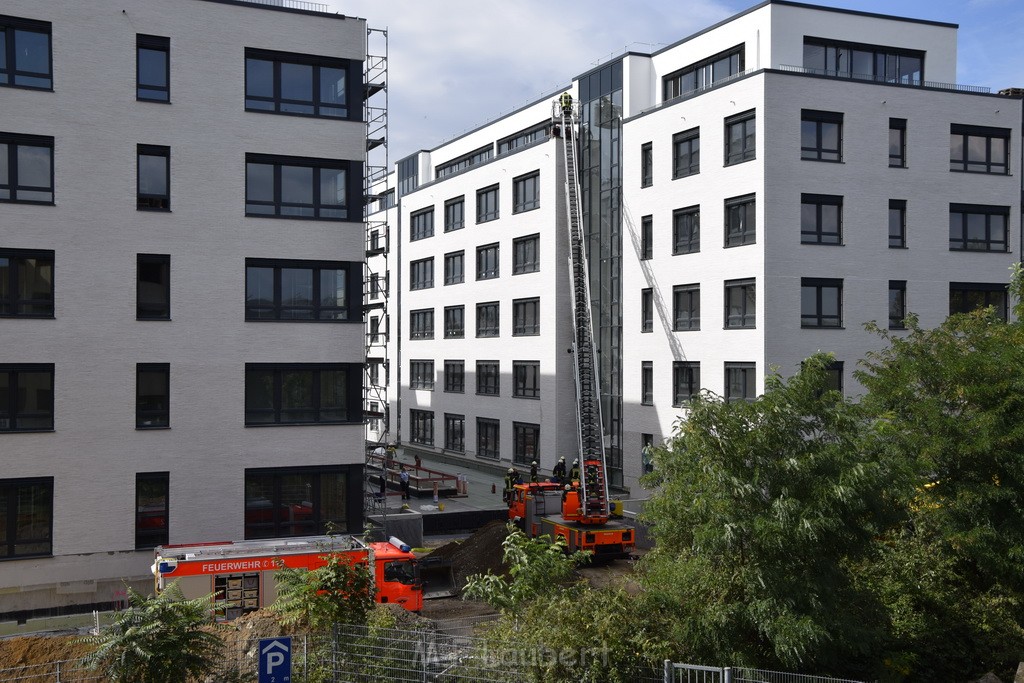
[1,0,369,617]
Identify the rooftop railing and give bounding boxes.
[235,0,331,14]
[778,64,991,94]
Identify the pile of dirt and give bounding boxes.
[426,520,511,590]
[0,633,95,670]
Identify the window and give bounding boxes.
[673,361,700,406]
[640,143,653,187]
[825,361,844,394]
[0,478,52,558]
[0,364,53,431]
[444,251,465,285]
[639,216,653,260]
[889,200,907,248]
[137,145,170,211]
[476,301,499,338]
[445,414,465,452]
[477,185,499,223]
[663,45,743,100]
[245,259,355,321]
[476,361,499,396]
[137,35,169,102]
[138,254,171,320]
[513,234,540,274]
[436,145,493,179]
[1,16,52,90]
[513,298,540,336]
[245,154,353,220]
[444,360,464,393]
[137,363,169,429]
[725,195,755,247]
[0,248,53,318]
[410,257,434,290]
[673,284,700,331]
[368,315,382,344]
[0,132,54,203]
[410,208,434,241]
[477,418,500,459]
[641,362,653,405]
[513,172,539,213]
[135,472,169,549]
[725,362,756,403]
[498,122,548,155]
[513,422,540,465]
[444,305,464,338]
[801,278,843,328]
[889,280,906,330]
[244,48,356,119]
[724,110,755,165]
[244,466,349,539]
[673,206,700,254]
[409,409,434,446]
[950,283,1007,321]
[369,272,382,301]
[802,38,922,85]
[725,279,755,329]
[673,128,700,178]
[476,243,499,280]
[949,204,1009,252]
[889,118,906,168]
[801,110,842,162]
[801,194,843,245]
[410,308,434,339]
[409,360,434,390]
[641,288,653,333]
[245,364,359,425]
[444,196,465,232]
[513,360,540,399]
[950,124,1010,174]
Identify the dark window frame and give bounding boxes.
[0,247,54,318]
[476,185,499,223]
[724,278,756,329]
[409,359,434,391]
[801,109,843,162]
[444,196,465,232]
[444,251,465,285]
[136,34,170,102]
[0,132,55,205]
[444,413,465,452]
[410,257,434,290]
[0,477,53,559]
[476,301,500,338]
[950,123,1010,175]
[725,194,756,247]
[640,216,653,260]
[640,142,653,188]
[136,363,170,429]
[801,193,843,245]
[244,363,361,426]
[512,234,540,274]
[137,144,170,211]
[135,472,169,549]
[889,118,907,168]
[724,110,756,166]
[949,282,1008,321]
[410,208,434,241]
[889,199,907,249]
[512,297,540,336]
[137,253,171,320]
[476,361,500,396]
[801,277,844,328]
[244,258,358,322]
[443,304,465,339]
[889,280,907,330]
[513,422,540,465]
[663,44,744,100]
[949,203,1010,252]
[512,360,540,399]
[512,171,540,213]
[672,127,700,178]
[673,361,700,406]
[725,362,756,403]
[244,465,351,540]
[245,153,358,221]
[443,360,465,394]
[673,283,700,331]
[0,364,54,432]
[0,15,52,91]
[476,243,499,280]
[802,37,924,85]
[641,288,653,333]
[641,361,654,406]
[409,308,434,340]
[673,206,700,255]
[476,417,500,459]
[244,47,360,121]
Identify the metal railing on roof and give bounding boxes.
[777,64,991,94]
[235,0,330,13]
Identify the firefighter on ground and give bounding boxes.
[551,456,567,483]
[560,91,573,116]
[530,460,539,483]
[503,467,517,503]
[569,459,581,482]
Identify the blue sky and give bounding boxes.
[325,0,1024,162]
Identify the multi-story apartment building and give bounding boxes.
[379,0,1022,493]
[2,0,370,617]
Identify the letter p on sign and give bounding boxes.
[259,637,291,683]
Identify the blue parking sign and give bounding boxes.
[259,637,291,683]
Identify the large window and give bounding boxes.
[137,145,170,211]
[640,216,653,260]
[409,409,434,446]
[1,16,52,90]
[889,280,906,330]
[0,364,53,431]
[245,259,355,321]
[725,362,756,403]
[136,35,169,102]
[477,418,500,459]
[513,360,539,399]
[889,118,906,168]
[445,414,465,452]
[801,278,843,328]
[245,48,356,119]
[725,195,755,247]
[410,308,434,339]
[244,466,349,539]
[476,244,499,280]
[663,45,743,100]
[801,110,842,162]
[673,128,700,178]
[950,124,1010,174]
[1,132,54,204]
[641,362,653,405]
[444,305,464,338]
[137,363,169,429]
[673,284,700,331]
[0,248,53,318]
[802,38,922,85]
[801,194,843,245]
[135,472,169,549]
[410,257,434,290]
[436,145,493,179]
[444,251,464,285]
[476,361,500,396]
[513,422,540,465]
[409,360,434,390]
[476,301,499,338]
[949,204,1009,252]
[640,143,652,187]
[244,364,358,425]
[444,360,464,393]
[0,478,53,558]
[889,199,907,248]
[950,283,1007,321]
[724,110,755,166]
[477,185,499,223]
[245,154,354,220]
[513,298,540,336]
[410,208,434,241]
[641,288,653,333]
[673,206,699,255]
[498,122,548,155]
[673,361,700,406]
[725,279,755,329]
[513,172,539,213]
[444,196,465,232]
[513,234,540,274]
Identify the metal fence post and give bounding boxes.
[55,660,61,683]
[724,666,732,683]
[663,659,671,683]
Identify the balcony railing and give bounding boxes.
[778,64,991,94]
[235,0,331,14]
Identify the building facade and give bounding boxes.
[2,0,369,616]
[381,0,1022,493]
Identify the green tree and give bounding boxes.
[272,551,376,630]
[638,354,898,676]
[81,582,223,683]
